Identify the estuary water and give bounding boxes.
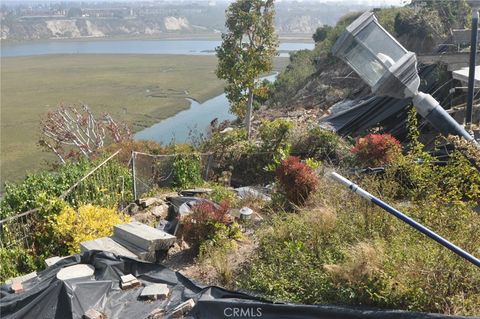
[0,39,313,57]
[134,73,278,144]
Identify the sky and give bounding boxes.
[4,0,411,4]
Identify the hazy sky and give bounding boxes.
[5,0,411,3]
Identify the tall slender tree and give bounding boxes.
[216,0,278,139]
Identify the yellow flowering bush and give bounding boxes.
[53,204,130,254]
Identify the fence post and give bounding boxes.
[131,151,137,201]
[204,153,213,181]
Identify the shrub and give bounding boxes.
[172,153,203,189]
[352,133,401,167]
[259,119,294,171]
[208,185,239,207]
[53,204,130,254]
[181,201,240,253]
[292,127,348,163]
[0,247,36,283]
[275,156,319,206]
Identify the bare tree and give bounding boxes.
[39,104,131,163]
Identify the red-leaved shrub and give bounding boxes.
[181,201,231,251]
[351,134,401,167]
[275,156,319,206]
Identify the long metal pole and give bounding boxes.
[466,7,478,127]
[329,172,480,268]
[131,151,137,201]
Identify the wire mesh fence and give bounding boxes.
[0,209,38,251]
[131,151,213,199]
[0,150,130,251]
[60,150,132,209]
[131,150,276,198]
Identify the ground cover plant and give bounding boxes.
[239,120,480,316]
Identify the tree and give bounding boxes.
[39,104,131,163]
[216,0,278,139]
[312,24,333,43]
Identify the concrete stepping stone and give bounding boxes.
[56,264,95,281]
[113,221,176,252]
[80,237,138,259]
[140,283,169,300]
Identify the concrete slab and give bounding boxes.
[178,188,213,197]
[113,221,176,252]
[452,66,480,85]
[112,237,155,262]
[44,256,69,267]
[80,237,138,259]
[56,264,95,281]
[140,283,169,300]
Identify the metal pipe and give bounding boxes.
[413,92,475,142]
[466,7,478,127]
[329,172,480,268]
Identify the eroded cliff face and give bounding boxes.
[1,16,197,40]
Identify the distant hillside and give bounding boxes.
[268,1,472,112]
[0,2,373,41]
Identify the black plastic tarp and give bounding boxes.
[320,65,443,140]
[0,251,472,319]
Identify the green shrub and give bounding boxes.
[258,119,294,171]
[0,247,36,283]
[208,185,239,206]
[293,127,347,163]
[172,153,203,189]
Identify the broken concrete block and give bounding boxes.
[170,299,195,318]
[145,308,165,319]
[126,203,139,215]
[11,281,24,294]
[113,221,176,252]
[80,237,138,259]
[83,308,105,319]
[150,204,168,218]
[140,283,169,300]
[56,264,95,281]
[5,271,37,285]
[139,197,161,208]
[44,256,68,267]
[120,274,141,290]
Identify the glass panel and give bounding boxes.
[356,21,407,64]
[343,41,388,87]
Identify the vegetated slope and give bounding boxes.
[269,2,471,113]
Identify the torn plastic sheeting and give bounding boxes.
[0,251,470,319]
